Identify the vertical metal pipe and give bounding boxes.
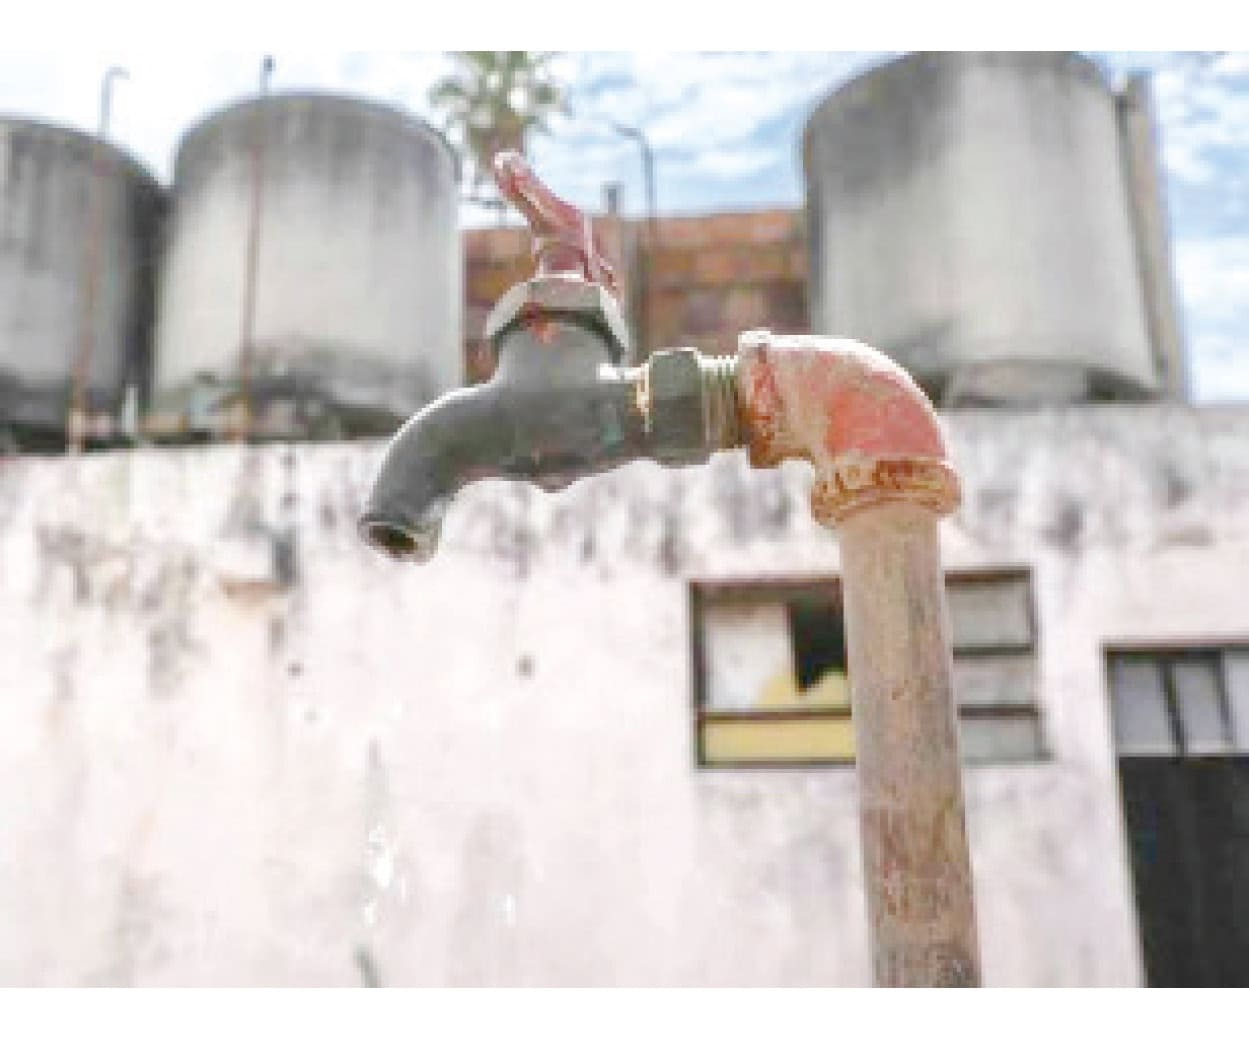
[640,141,657,361]
[838,500,980,986]
[69,65,127,453]
[611,123,657,359]
[734,332,980,986]
[1116,72,1188,401]
[236,54,275,442]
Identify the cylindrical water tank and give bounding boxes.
[803,52,1165,404]
[0,119,163,439]
[153,92,460,434]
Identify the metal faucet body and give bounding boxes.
[358,271,739,561]
[360,151,748,562]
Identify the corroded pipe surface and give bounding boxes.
[735,332,960,524]
[839,503,979,986]
[735,330,979,987]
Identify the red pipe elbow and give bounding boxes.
[735,331,961,525]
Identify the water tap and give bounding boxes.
[358,151,741,562]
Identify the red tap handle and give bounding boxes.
[493,151,619,297]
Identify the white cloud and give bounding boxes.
[1187,333,1249,401]
[1174,237,1249,325]
[687,149,778,180]
[568,52,879,154]
[1212,53,1249,79]
[1171,235,1249,402]
[0,51,452,181]
[1110,53,1249,189]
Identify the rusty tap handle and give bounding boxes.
[492,151,619,297]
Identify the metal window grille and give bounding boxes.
[1108,648,1249,757]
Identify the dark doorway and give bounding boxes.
[1118,756,1249,986]
[1108,649,1249,987]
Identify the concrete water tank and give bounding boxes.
[0,119,163,442]
[152,92,460,435]
[803,52,1176,405]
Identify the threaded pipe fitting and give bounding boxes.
[699,354,742,452]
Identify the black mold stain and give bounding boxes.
[762,469,793,534]
[714,461,754,544]
[977,487,1015,517]
[148,627,185,695]
[656,479,687,575]
[144,555,201,695]
[622,496,649,559]
[268,615,286,654]
[658,510,682,575]
[1160,523,1214,547]
[353,945,381,987]
[488,485,538,579]
[1158,459,1193,509]
[271,525,300,588]
[35,524,92,604]
[1041,496,1084,549]
[319,494,337,530]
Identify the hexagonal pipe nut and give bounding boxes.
[484,277,631,363]
[648,347,710,464]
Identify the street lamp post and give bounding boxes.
[69,64,128,453]
[611,122,657,360]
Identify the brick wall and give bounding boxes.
[464,208,809,381]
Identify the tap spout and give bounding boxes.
[358,384,508,562]
[360,149,749,564]
[358,372,649,563]
[358,303,742,562]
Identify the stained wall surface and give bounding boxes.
[2,403,1248,985]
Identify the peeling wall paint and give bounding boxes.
[2,402,1248,985]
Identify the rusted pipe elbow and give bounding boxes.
[735,332,960,525]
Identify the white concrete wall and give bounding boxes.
[2,402,1247,985]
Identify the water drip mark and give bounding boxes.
[353,945,381,987]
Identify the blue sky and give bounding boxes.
[1,50,1245,401]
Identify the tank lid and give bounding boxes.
[0,113,162,188]
[173,89,460,183]
[801,51,1116,155]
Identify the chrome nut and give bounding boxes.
[484,276,631,362]
[647,347,709,464]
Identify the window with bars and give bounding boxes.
[690,570,1044,767]
[1106,648,1249,756]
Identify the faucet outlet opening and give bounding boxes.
[359,519,435,563]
